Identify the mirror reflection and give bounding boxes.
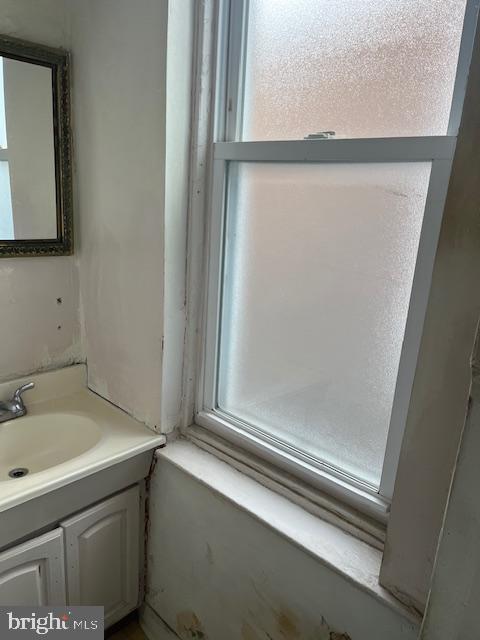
[0,56,57,241]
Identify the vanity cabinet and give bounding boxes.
[0,529,66,606]
[61,485,140,627]
[0,485,141,626]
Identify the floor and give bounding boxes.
[106,615,147,640]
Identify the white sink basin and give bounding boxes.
[0,413,101,480]
[0,365,166,512]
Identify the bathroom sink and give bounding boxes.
[0,413,101,480]
[0,366,166,512]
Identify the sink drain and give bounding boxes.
[8,467,29,479]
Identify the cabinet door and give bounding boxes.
[0,528,66,606]
[61,485,140,628]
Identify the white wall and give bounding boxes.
[416,23,480,637]
[0,0,190,423]
[143,446,419,640]
[0,0,70,46]
[420,366,480,640]
[380,15,480,611]
[0,0,82,383]
[69,0,168,429]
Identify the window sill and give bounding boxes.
[195,410,390,523]
[156,436,421,626]
[190,422,386,546]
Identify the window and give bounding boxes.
[197,0,476,521]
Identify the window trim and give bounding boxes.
[192,0,479,522]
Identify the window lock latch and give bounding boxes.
[304,131,336,140]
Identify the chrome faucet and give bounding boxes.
[0,383,35,424]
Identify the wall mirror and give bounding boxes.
[0,35,72,257]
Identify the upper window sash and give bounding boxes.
[216,0,479,144]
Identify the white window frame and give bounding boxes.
[193,0,479,523]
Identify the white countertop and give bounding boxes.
[0,365,165,512]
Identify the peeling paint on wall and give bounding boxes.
[144,454,419,640]
[276,607,301,638]
[176,611,206,639]
[240,600,350,640]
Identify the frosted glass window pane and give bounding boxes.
[217,162,431,487]
[242,0,466,140]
